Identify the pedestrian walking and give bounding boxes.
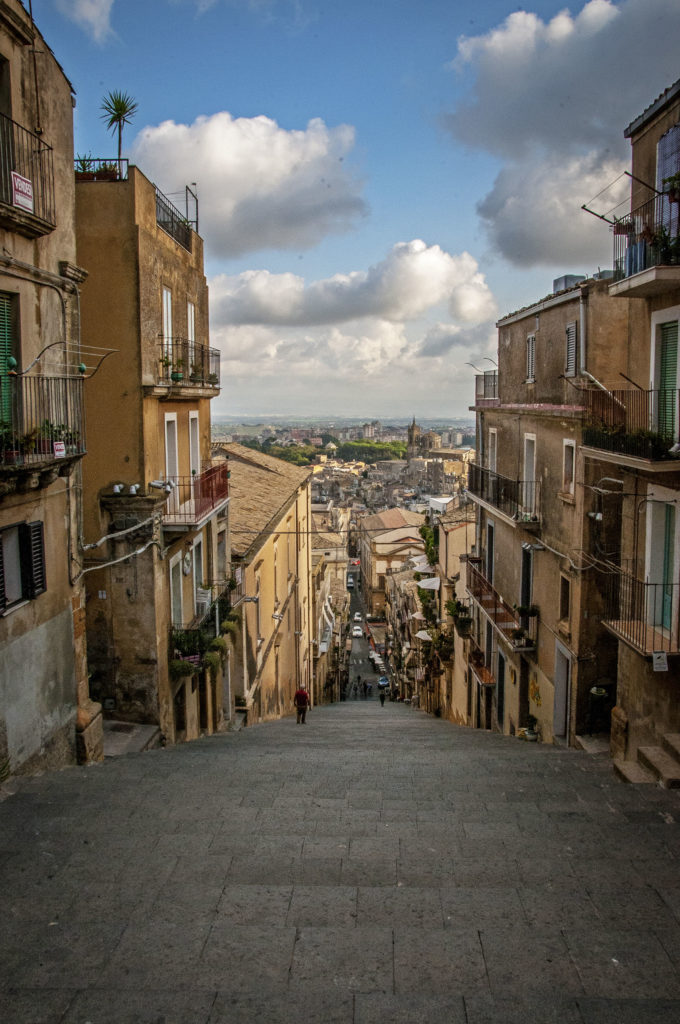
[294,685,310,724]
[379,690,385,706]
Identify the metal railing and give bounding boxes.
[475,371,499,402]
[162,462,229,526]
[157,338,220,387]
[74,158,129,181]
[156,187,192,251]
[467,557,537,650]
[582,386,679,458]
[467,463,541,524]
[0,112,55,228]
[613,193,680,280]
[0,374,85,467]
[603,569,679,654]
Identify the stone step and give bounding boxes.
[662,733,680,763]
[613,758,657,785]
[638,746,680,788]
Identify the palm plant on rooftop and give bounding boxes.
[100,90,138,175]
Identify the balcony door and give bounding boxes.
[165,413,179,513]
[0,292,14,421]
[523,435,536,515]
[662,504,676,632]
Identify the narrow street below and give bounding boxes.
[2,702,680,1022]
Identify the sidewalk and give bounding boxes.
[2,701,680,1022]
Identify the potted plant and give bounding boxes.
[663,172,680,203]
[75,154,95,181]
[206,372,219,385]
[171,359,184,382]
[612,219,633,235]
[524,714,538,742]
[190,363,204,383]
[94,161,119,182]
[169,659,196,682]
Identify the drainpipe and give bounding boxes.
[579,285,588,373]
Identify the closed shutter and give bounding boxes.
[657,124,680,229]
[0,534,5,612]
[526,335,535,381]
[19,521,46,599]
[0,292,12,421]
[659,321,678,438]
[565,322,577,376]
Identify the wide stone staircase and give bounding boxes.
[614,732,680,787]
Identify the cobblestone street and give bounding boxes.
[3,700,680,1023]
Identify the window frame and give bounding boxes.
[0,520,46,613]
[562,440,576,495]
[526,334,536,383]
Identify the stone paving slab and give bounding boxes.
[3,700,680,1021]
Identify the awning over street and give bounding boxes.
[417,576,440,591]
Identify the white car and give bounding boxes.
[354,612,362,621]
[352,625,362,638]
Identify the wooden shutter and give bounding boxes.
[0,533,5,612]
[526,335,535,381]
[659,322,678,438]
[565,322,577,376]
[19,521,46,599]
[0,292,12,421]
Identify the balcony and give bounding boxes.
[469,640,496,687]
[474,371,499,405]
[162,463,229,529]
[157,338,220,390]
[467,557,537,652]
[602,569,679,655]
[610,194,680,298]
[74,157,128,182]
[582,386,680,463]
[0,374,85,473]
[0,112,55,236]
[467,463,541,528]
[156,187,192,251]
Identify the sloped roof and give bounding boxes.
[222,443,310,559]
[360,507,425,535]
[624,79,680,138]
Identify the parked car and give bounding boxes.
[347,575,354,589]
[354,612,362,621]
[378,676,389,688]
[352,625,362,638]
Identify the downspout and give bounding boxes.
[579,285,588,373]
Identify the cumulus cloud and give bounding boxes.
[131,112,366,259]
[448,0,680,267]
[210,241,497,326]
[55,0,114,41]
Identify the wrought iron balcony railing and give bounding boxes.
[602,568,679,655]
[475,371,499,403]
[467,557,537,651]
[582,386,680,458]
[469,638,497,687]
[157,338,220,388]
[0,112,55,233]
[74,157,129,181]
[156,186,192,251]
[0,374,85,468]
[162,462,229,527]
[612,194,680,281]
[467,463,541,525]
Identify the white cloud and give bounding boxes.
[448,0,680,267]
[210,240,497,326]
[130,112,366,259]
[55,0,114,42]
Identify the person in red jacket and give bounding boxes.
[294,686,310,724]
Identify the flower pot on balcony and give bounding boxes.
[171,371,184,382]
[2,449,22,465]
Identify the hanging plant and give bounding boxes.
[169,659,196,682]
[202,650,221,677]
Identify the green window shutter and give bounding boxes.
[659,322,678,438]
[0,292,12,422]
[19,521,46,599]
[565,322,577,376]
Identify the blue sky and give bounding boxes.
[36,0,680,418]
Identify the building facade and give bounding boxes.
[0,1,101,776]
[76,164,229,746]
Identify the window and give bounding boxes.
[162,287,173,360]
[565,322,577,377]
[488,428,497,473]
[526,334,536,382]
[187,300,195,368]
[562,441,575,494]
[0,292,16,421]
[189,411,200,478]
[559,575,570,622]
[0,521,46,611]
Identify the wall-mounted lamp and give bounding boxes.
[112,484,124,494]
[129,484,140,495]
[272,613,284,621]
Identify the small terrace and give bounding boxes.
[156,186,192,251]
[466,557,537,652]
[582,385,679,461]
[0,112,55,236]
[469,638,496,687]
[162,462,229,529]
[157,338,220,389]
[474,371,499,405]
[467,463,541,528]
[74,157,129,182]
[611,194,680,297]
[602,569,679,656]
[0,374,85,470]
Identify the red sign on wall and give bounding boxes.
[11,172,34,212]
